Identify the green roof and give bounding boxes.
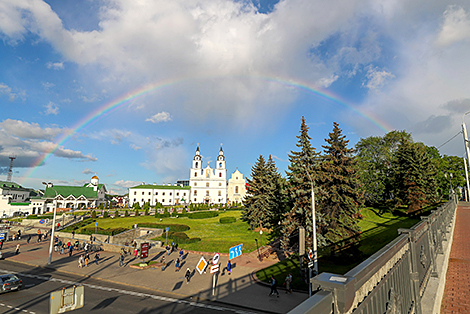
[0,181,29,191]
[131,184,191,190]
[44,185,102,199]
[10,202,30,206]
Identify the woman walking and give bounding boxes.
[15,243,20,255]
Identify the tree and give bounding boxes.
[355,130,413,206]
[393,141,438,214]
[281,116,322,251]
[242,155,276,230]
[317,122,364,249]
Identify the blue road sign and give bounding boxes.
[0,233,5,240]
[166,227,169,232]
[229,244,243,259]
[95,222,98,227]
[39,219,45,224]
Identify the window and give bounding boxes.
[219,173,222,177]
[219,162,222,168]
[206,191,210,196]
[194,191,197,196]
[149,192,151,195]
[194,182,197,186]
[194,198,197,201]
[183,193,186,196]
[194,172,197,177]
[236,177,238,180]
[155,192,158,195]
[196,162,198,167]
[206,183,209,187]
[219,183,222,186]
[162,199,165,203]
[177,193,179,196]
[142,192,144,195]
[169,193,172,196]
[218,191,221,196]
[134,191,136,195]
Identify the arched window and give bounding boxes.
[195,162,198,168]
[235,186,239,194]
[194,172,197,177]
[206,191,210,196]
[194,190,197,196]
[219,173,222,177]
[206,183,209,187]
[219,162,222,168]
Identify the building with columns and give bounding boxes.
[189,145,227,204]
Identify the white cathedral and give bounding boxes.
[189,145,227,204]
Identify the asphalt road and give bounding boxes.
[0,261,267,314]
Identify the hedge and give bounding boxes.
[188,211,219,219]
[80,227,128,236]
[219,217,236,224]
[137,223,190,232]
[167,231,201,244]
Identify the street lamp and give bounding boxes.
[302,165,318,297]
[444,172,454,195]
[42,182,58,265]
[461,112,470,201]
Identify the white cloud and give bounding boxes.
[42,82,55,90]
[114,180,141,188]
[82,168,94,175]
[0,82,25,101]
[46,61,64,70]
[363,67,395,92]
[146,112,172,123]
[435,6,470,47]
[43,101,59,115]
[0,119,63,140]
[130,143,141,150]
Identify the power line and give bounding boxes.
[438,131,462,149]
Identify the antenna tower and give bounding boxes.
[7,155,16,182]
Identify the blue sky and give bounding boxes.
[1,0,470,195]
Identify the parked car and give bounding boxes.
[0,251,3,259]
[0,274,22,293]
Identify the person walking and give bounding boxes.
[69,244,74,257]
[227,259,232,275]
[175,258,180,271]
[94,252,100,265]
[84,253,89,267]
[119,252,125,267]
[269,275,279,297]
[72,230,75,239]
[134,247,138,258]
[0,239,4,250]
[15,243,20,255]
[185,268,191,284]
[284,273,293,294]
[179,248,184,260]
[78,254,84,268]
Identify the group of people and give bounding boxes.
[78,252,100,268]
[269,273,293,297]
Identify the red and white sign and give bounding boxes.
[212,252,220,265]
[210,265,219,274]
[140,242,149,259]
[308,249,313,261]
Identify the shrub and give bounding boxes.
[135,209,139,216]
[144,208,149,216]
[219,217,236,224]
[167,231,201,244]
[103,211,108,218]
[138,223,190,232]
[124,210,129,217]
[188,211,219,219]
[91,210,97,218]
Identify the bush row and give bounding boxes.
[137,223,190,232]
[219,217,236,224]
[188,211,219,219]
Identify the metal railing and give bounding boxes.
[289,196,458,314]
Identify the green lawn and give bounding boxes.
[64,211,259,254]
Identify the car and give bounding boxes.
[0,251,3,259]
[0,274,22,293]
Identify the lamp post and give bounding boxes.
[302,165,318,297]
[42,182,58,265]
[461,112,470,201]
[444,172,454,196]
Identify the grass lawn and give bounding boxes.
[256,205,435,290]
[64,210,259,254]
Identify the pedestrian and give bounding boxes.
[185,268,191,284]
[78,254,84,268]
[284,273,293,294]
[84,253,89,267]
[12,234,15,241]
[94,252,100,265]
[61,244,65,255]
[72,230,75,239]
[134,247,138,258]
[27,235,31,244]
[84,243,89,253]
[57,240,62,253]
[175,258,180,271]
[17,230,21,240]
[0,239,3,249]
[269,275,279,297]
[166,244,170,255]
[171,240,175,253]
[90,235,93,242]
[227,259,232,275]
[37,229,41,242]
[175,243,179,251]
[69,245,74,257]
[179,248,184,260]
[119,252,125,267]
[15,243,20,255]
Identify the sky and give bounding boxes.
[0,0,470,195]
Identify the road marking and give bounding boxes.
[0,269,257,314]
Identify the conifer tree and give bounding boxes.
[242,155,277,230]
[317,122,363,248]
[281,117,322,251]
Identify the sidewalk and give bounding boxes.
[441,203,470,313]
[0,237,307,313]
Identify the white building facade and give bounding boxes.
[129,184,191,207]
[227,169,247,205]
[189,146,227,204]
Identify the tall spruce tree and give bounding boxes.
[393,141,438,214]
[317,122,363,248]
[266,155,289,232]
[282,117,323,251]
[242,155,277,230]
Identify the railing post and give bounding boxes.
[398,228,423,314]
[421,215,438,277]
[311,273,355,314]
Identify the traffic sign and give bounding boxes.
[196,256,208,274]
[95,222,98,227]
[0,233,5,240]
[210,265,219,274]
[229,244,243,259]
[39,219,45,224]
[212,252,220,265]
[166,227,169,232]
[308,261,314,268]
[308,249,313,260]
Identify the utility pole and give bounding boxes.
[7,155,16,182]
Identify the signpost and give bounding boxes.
[140,242,149,259]
[95,222,98,235]
[165,227,169,245]
[196,256,208,275]
[229,244,243,260]
[212,252,220,265]
[39,219,45,224]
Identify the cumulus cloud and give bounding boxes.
[363,66,395,92]
[0,83,25,101]
[89,129,131,144]
[435,6,470,47]
[46,61,64,70]
[43,101,59,115]
[130,144,141,150]
[412,115,452,134]
[82,168,94,175]
[114,180,141,188]
[146,112,172,123]
[0,119,63,140]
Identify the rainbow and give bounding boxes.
[21,75,393,183]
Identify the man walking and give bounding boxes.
[119,252,125,267]
[269,275,279,297]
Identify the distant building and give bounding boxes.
[176,180,190,187]
[42,175,107,212]
[129,184,191,207]
[227,169,247,205]
[189,145,227,204]
[0,181,32,217]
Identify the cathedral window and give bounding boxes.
[142,192,144,195]
[148,192,151,195]
[219,183,222,186]
[218,191,221,196]
[194,172,197,177]
[155,192,158,195]
[206,183,209,187]
[219,173,222,177]
[195,162,198,168]
[235,186,239,194]
[194,198,197,201]
[162,192,165,195]
[134,191,136,195]
[170,193,172,196]
[194,191,197,196]
[219,162,222,168]
[194,182,197,186]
